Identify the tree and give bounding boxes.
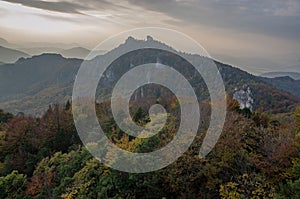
[27,146,92,198]
[61,158,109,199]
[219,173,275,199]
[295,107,300,135]
[0,109,13,130]
[132,107,149,125]
[65,100,71,111]
[0,170,27,199]
[0,116,38,175]
[278,107,300,198]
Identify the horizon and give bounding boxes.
[1,34,299,76]
[0,1,300,74]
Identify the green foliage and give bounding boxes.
[65,100,71,111]
[0,170,27,199]
[219,182,242,199]
[132,106,150,125]
[0,105,81,176]
[252,109,270,128]
[295,107,300,135]
[0,109,13,125]
[27,146,92,198]
[61,158,109,199]
[0,103,299,198]
[109,170,164,199]
[137,135,160,153]
[278,108,300,198]
[219,173,276,199]
[278,159,300,198]
[239,107,252,118]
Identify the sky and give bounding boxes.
[0,0,299,74]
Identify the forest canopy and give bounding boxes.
[0,99,299,198]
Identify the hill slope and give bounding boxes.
[259,76,300,99]
[0,54,81,114]
[261,72,300,80]
[0,38,299,115]
[60,47,90,59]
[0,46,30,63]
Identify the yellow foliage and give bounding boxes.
[219,182,242,199]
[115,134,142,152]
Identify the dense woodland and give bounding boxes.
[0,96,299,199]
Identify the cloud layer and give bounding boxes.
[0,0,299,74]
[128,0,300,39]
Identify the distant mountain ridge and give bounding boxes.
[259,76,300,99]
[0,46,30,63]
[60,47,90,59]
[18,47,65,56]
[0,38,10,47]
[0,53,81,114]
[0,37,98,59]
[261,72,300,80]
[17,46,106,59]
[0,37,299,115]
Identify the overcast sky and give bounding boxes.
[0,0,299,74]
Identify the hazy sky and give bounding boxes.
[0,0,299,74]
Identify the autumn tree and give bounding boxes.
[278,107,300,198]
[27,146,91,198]
[219,173,275,199]
[0,170,27,199]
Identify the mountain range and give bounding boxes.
[0,38,10,47]
[261,72,300,80]
[0,37,299,115]
[0,46,30,63]
[0,37,108,61]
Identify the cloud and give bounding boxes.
[35,13,83,23]
[2,0,88,14]
[0,6,7,16]
[127,0,300,40]
[1,0,299,73]
[1,0,123,14]
[3,0,300,40]
[5,0,299,40]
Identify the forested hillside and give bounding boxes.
[0,98,299,198]
[0,37,299,198]
[0,38,299,115]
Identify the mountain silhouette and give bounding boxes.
[0,46,30,63]
[0,37,299,115]
[261,72,300,80]
[60,47,90,59]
